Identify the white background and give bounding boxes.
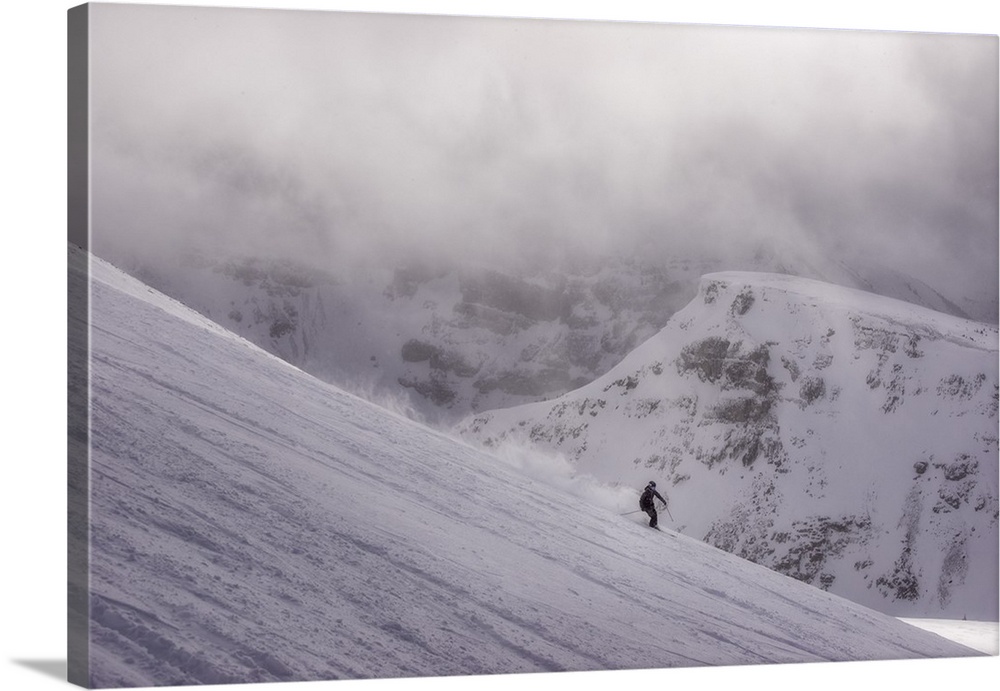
[2,2,997,690]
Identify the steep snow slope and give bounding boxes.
[458,272,999,620]
[72,245,980,688]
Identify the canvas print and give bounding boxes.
[68,3,999,689]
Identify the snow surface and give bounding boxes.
[898,619,998,655]
[72,244,986,688]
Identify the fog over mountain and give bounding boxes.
[87,5,998,322]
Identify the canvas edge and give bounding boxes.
[68,3,91,688]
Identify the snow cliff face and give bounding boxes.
[112,243,995,428]
[74,245,981,687]
[457,272,999,620]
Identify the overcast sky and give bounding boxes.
[88,3,997,303]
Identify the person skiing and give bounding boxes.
[639,481,667,529]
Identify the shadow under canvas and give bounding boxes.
[13,658,68,682]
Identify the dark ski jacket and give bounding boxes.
[639,484,666,511]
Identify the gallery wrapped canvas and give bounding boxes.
[68,3,998,689]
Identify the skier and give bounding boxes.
[639,481,668,529]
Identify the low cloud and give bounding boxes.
[88,5,997,305]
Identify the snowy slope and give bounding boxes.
[458,272,999,620]
[72,244,981,688]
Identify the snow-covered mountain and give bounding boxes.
[71,244,981,687]
[105,240,996,429]
[457,272,999,621]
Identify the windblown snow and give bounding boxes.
[72,245,981,688]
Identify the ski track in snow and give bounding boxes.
[74,246,983,688]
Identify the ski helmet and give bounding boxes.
[648,481,656,488]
